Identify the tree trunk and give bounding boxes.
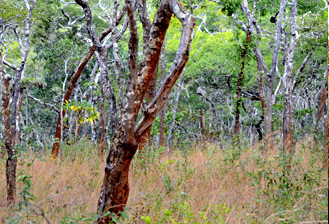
[51,13,127,158]
[322,113,328,170]
[159,42,166,147]
[234,30,251,136]
[199,109,206,149]
[255,49,266,116]
[139,66,158,151]
[14,91,24,146]
[282,0,297,152]
[99,83,106,155]
[317,84,328,121]
[72,117,79,162]
[318,74,328,169]
[265,0,287,151]
[83,0,196,221]
[96,125,137,223]
[1,51,16,205]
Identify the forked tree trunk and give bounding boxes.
[83,0,195,221]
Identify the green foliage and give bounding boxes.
[247,146,327,221]
[220,0,241,16]
[20,77,47,89]
[0,0,27,21]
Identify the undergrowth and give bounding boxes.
[0,138,327,223]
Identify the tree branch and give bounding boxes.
[292,51,312,92]
[27,94,60,113]
[134,0,195,140]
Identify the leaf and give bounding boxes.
[141,216,152,224]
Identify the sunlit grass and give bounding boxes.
[0,138,327,223]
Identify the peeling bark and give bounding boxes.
[93,0,195,221]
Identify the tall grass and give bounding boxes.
[0,138,327,223]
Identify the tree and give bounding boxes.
[0,0,37,205]
[64,99,100,161]
[70,0,195,221]
[51,3,127,158]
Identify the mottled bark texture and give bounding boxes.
[266,0,287,137]
[1,51,15,205]
[92,0,195,222]
[282,0,297,152]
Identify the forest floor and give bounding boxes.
[0,138,328,223]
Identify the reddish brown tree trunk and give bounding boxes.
[317,84,328,120]
[86,0,195,221]
[96,125,137,223]
[322,114,328,170]
[139,66,158,151]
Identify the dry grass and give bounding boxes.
[0,139,328,223]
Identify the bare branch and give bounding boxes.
[62,1,85,27]
[137,0,152,53]
[3,60,17,71]
[292,51,313,92]
[75,0,102,49]
[27,94,60,113]
[112,0,124,112]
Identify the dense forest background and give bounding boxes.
[0,0,328,223]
